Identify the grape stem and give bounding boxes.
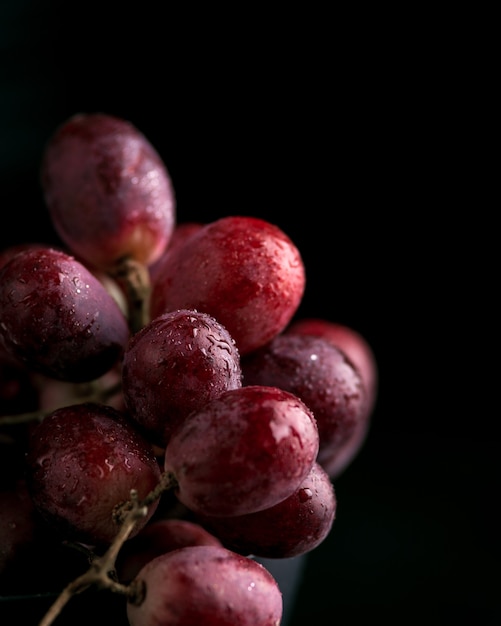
[38,472,178,626]
[110,256,151,334]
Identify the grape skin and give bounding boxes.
[241,333,366,467]
[126,545,283,626]
[148,221,203,284]
[286,317,378,417]
[150,215,306,355]
[122,309,242,447]
[0,247,129,382]
[195,461,337,559]
[40,112,176,270]
[116,518,223,583]
[25,402,162,546]
[0,242,54,272]
[164,385,319,517]
[285,318,378,477]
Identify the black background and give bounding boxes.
[1,3,497,626]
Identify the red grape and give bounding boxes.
[122,309,242,446]
[241,333,366,467]
[195,461,336,559]
[150,215,305,355]
[40,112,176,270]
[0,247,129,382]
[126,545,283,626]
[25,402,162,546]
[116,518,223,583]
[163,385,319,517]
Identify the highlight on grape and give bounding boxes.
[0,112,378,626]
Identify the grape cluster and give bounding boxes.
[0,113,378,626]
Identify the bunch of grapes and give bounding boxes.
[0,113,378,626]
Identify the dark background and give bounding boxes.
[1,3,497,625]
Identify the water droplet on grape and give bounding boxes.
[298,487,313,503]
[270,420,291,443]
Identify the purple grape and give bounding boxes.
[122,309,242,446]
[40,112,176,271]
[0,247,129,382]
[286,317,378,419]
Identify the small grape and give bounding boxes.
[195,461,337,559]
[116,518,223,583]
[164,385,319,517]
[40,112,176,271]
[25,402,162,546]
[122,308,242,446]
[150,215,305,355]
[0,247,129,382]
[126,545,283,626]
